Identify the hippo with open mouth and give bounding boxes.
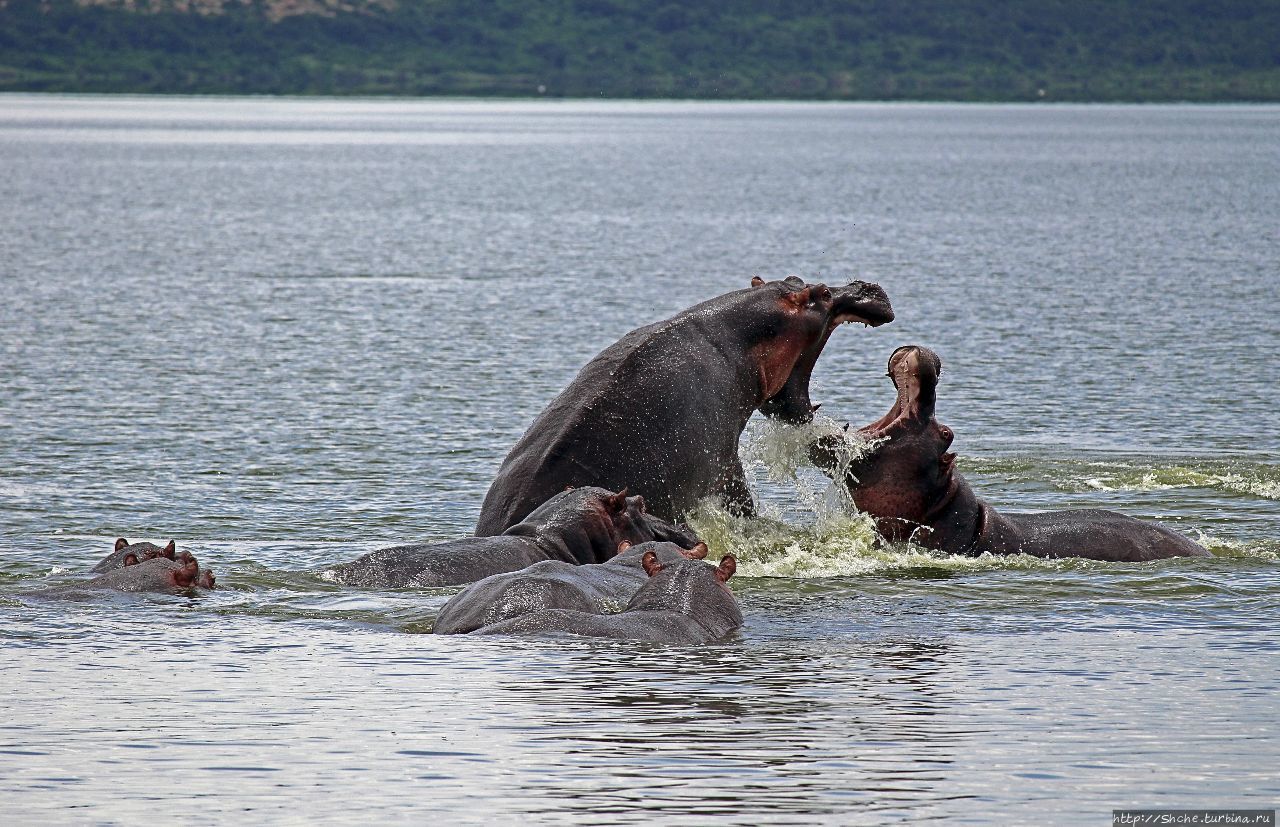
[477,276,893,535]
[812,345,1210,562]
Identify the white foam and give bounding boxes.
[1072,463,1280,500]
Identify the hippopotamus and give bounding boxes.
[91,537,177,572]
[434,539,710,634]
[476,276,894,535]
[461,549,742,644]
[323,486,698,588]
[812,345,1210,562]
[33,549,215,596]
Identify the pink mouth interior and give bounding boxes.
[859,351,925,437]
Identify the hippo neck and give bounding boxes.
[674,291,821,421]
[916,474,988,553]
[921,474,1025,555]
[708,320,793,422]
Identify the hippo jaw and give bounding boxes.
[759,280,895,424]
[860,345,944,439]
[846,345,961,537]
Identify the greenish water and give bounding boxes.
[1,96,1277,824]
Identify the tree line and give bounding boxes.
[1,0,1277,100]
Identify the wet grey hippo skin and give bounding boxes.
[323,487,699,588]
[463,550,742,644]
[476,276,894,535]
[34,549,216,596]
[812,345,1210,562]
[434,540,710,635]
[91,537,177,573]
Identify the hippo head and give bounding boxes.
[514,486,697,564]
[629,551,742,633]
[92,537,178,573]
[841,345,958,542]
[750,276,895,424]
[612,492,701,550]
[124,549,205,590]
[615,539,710,563]
[117,538,177,564]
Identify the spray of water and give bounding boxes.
[684,419,1279,577]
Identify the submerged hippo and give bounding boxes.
[434,540,710,634]
[33,549,215,596]
[476,276,894,534]
[463,550,742,644]
[323,486,698,588]
[92,537,177,573]
[812,346,1210,562]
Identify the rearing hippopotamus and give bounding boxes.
[477,276,894,535]
[812,345,1210,562]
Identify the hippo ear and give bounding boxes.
[605,488,628,513]
[123,553,139,567]
[642,551,663,578]
[163,540,176,558]
[680,542,709,560]
[716,555,737,583]
[115,538,130,552]
[617,541,632,555]
[564,485,575,491]
[750,276,765,288]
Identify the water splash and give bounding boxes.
[687,418,1280,578]
[967,456,1280,501]
[1074,465,1280,500]
[684,502,1158,578]
[1193,533,1280,561]
[737,415,883,516]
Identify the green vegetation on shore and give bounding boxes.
[2,0,1278,100]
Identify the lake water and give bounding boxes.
[1,95,1277,824]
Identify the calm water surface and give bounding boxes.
[1,96,1277,824]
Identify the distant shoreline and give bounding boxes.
[4,92,1280,106]
[5,0,1278,103]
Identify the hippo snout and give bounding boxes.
[833,280,895,326]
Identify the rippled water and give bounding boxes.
[1,96,1277,823]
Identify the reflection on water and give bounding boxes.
[1,96,1278,823]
